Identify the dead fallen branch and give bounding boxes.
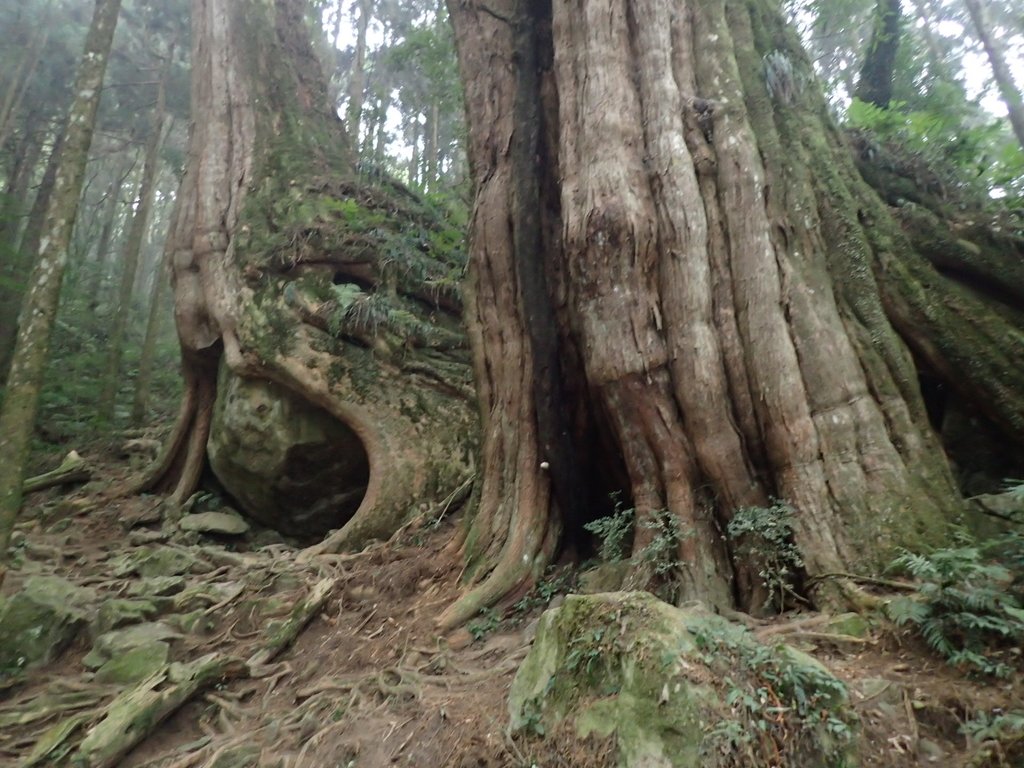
[23,451,91,495]
[69,653,246,768]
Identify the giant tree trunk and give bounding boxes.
[137,0,476,551]
[0,0,122,578]
[440,0,1024,627]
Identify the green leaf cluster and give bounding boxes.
[886,529,1024,677]
[727,500,805,612]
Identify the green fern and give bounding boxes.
[886,539,1024,677]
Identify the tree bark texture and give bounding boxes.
[345,0,373,142]
[0,0,122,575]
[439,0,1023,626]
[138,0,477,553]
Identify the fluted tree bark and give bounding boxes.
[440,0,1024,627]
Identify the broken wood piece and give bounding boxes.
[23,451,91,495]
[69,653,245,768]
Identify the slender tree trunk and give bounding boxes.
[345,0,372,143]
[131,251,170,424]
[439,0,1024,627]
[906,0,951,82]
[0,130,66,378]
[98,72,169,423]
[964,0,1024,151]
[0,0,122,580]
[855,0,903,108]
[425,101,439,192]
[408,114,420,187]
[84,159,132,305]
[0,111,45,255]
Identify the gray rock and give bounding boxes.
[208,371,369,538]
[84,622,182,669]
[0,576,94,678]
[179,511,250,536]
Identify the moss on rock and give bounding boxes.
[509,592,858,767]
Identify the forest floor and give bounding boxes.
[1,441,1022,768]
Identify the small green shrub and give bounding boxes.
[886,540,1024,677]
[961,709,1024,767]
[637,508,686,577]
[727,500,804,611]
[511,568,576,617]
[583,493,634,562]
[467,607,501,641]
[692,624,855,767]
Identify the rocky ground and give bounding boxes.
[1,445,1022,767]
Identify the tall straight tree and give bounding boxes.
[439,0,1024,626]
[98,62,170,422]
[963,0,1024,151]
[854,0,903,108]
[0,0,122,579]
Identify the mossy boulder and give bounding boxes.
[509,592,858,767]
[0,576,95,679]
[93,599,161,636]
[84,622,182,669]
[207,370,369,538]
[93,641,170,684]
[112,546,206,578]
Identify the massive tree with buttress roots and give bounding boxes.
[146,0,1022,627]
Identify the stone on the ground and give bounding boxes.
[93,599,160,635]
[825,612,871,638]
[127,576,187,598]
[0,576,95,678]
[179,511,250,536]
[578,561,630,594]
[509,592,857,768]
[94,641,170,684]
[84,622,182,669]
[112,546,206,578]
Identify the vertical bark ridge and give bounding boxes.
[446,0,975,621]
[437,1,561,628]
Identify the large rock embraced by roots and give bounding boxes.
[208,370,369,539]
[509,592,857,767]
